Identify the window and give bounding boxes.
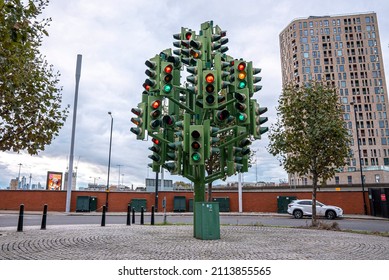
[335,176,340,185]
[365,16,371,23]
[347,176,352,184]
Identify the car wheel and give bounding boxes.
[293,209,303,219]
[326,210,336,220]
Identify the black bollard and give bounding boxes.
[140,206,144,225]
[132,207,135,224]
[17,204,24,232]
[101,205,106,227]
[41,204,48,230]
[151,205,155,225]
[126,204,131,226]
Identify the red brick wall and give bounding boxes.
[0,189,370,214]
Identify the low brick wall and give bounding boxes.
[0,189,371,214]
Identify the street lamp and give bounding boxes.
[17,163,22,188]
[350,102,368,215]
[106,112,113,211]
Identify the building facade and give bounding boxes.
[279,12,389,185]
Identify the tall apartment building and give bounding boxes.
[279,12,389,185]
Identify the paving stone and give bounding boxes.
[0,225,388,260]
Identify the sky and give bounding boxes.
[1,0,389,189]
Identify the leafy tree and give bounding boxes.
[267,81,350,225]
[0,0,68,154]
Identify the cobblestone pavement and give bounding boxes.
[0,224,388,260]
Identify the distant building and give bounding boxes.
[9,179,18,190]
[145,178,173,192]
[64,171,77,190]
[279,12,389,185]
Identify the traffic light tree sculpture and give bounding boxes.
[131,21,268,232]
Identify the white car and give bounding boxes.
[287,199,343,219]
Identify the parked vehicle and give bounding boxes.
[287,199,343,219]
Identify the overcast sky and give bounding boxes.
[1,0,389,189]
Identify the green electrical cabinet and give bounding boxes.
[173,196,186,212]
[130,198,147,212]
[76,196,91,212]
[212,197,230,212]
[89,196,97,211]
[76,196,98,212]
[277,196,297,213]
[194,202,220,240]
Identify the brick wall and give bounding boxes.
[0,189,371,214]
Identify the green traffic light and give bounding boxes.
[191,152,201,162]
[238,113,246,122]
[163,84,173,93]
[238,80,246,89]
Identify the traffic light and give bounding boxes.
[211,25,228,54]
[173,28,196,66]
[148,137,165,172]
[235,91,249,124]
[189,125,204,165]
[251,100,268,139]
[186,63,202,95]
[203,70,218,109]
[189,37,203,60]
[160,61,174,96]
[204,120,220,159]
[163,141,182,175]
[231,60,250,125]
[214,109,230,123]
[130,102,146,140]
[247,62,262,96]
[143,56,160,93]
[214,53,231,91]
[148,95,162,133]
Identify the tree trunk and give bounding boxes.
[311,171,318,227]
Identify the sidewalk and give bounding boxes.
[0,223,388,260]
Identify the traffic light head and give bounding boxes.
[148,136,164,172]
[148,96,162,133]
[130,102,146,140]
[189,125,204,165]
[250,100,268,139]
[160,62,174,96]
[203,70,218,109]
[173,28,196,66]
[143,56,160,93]
[247,62,262,95]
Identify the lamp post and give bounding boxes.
[106,112,113,211]
[17,163,22,188]
[350,102,368,215]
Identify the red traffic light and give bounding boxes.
[238,62,246,71]
[164,64,173,74]
[205,73,215,83]
[185,32,192,40]
[152,138,160,145]
[151,100,161,109]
